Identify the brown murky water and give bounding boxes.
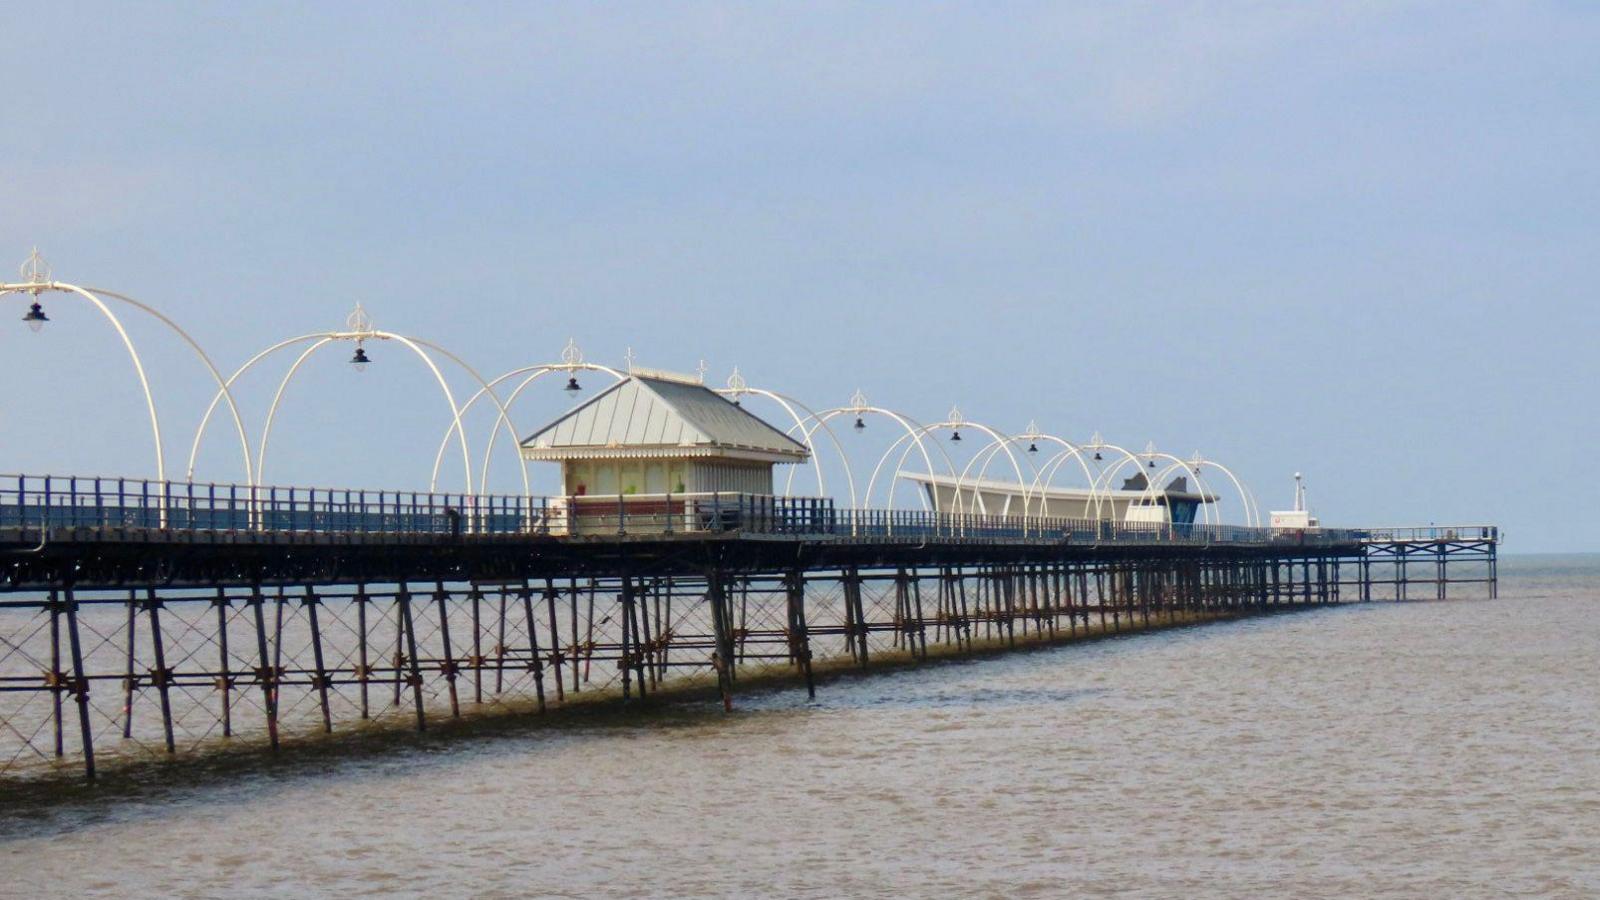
[1,555,1595,898]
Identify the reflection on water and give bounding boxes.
[2,555,1596,898]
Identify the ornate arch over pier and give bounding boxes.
[1,251,255,489]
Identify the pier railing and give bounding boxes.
[1,473,1382,547]
[1357,525,1499,542]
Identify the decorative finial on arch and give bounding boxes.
[560,337,583,368]
[1022,419,1042,453]
[848,388,868,412]
[1087,431,1105,449]
[726,366,748,395]
[19,247,50,288]
[947,406,966,442]
[1189,450,1204,474]
[1143,440,1157,457]
[345,302,375,336]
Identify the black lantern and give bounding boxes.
[854,416,865,431]
[350,345,371,371]
[565,375,581,392]
[950,430,962,442]
[22,302,48,332]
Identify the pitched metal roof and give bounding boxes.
[520,375,810,462]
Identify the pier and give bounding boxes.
[0,475,1496,782]
[0,255,1498,782]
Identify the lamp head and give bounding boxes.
[22,301,47,332]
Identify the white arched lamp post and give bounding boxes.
[956,421,1101,535]
[0,249,255,525]
[718,367,857,508]
[793,389,954,515]
[426,338,628,497]
[869,407,1030,531]
[190,304,527,531]
[1143,452,1260,528]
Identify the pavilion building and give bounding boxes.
[519,370,809,531]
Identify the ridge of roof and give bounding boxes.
[520,374,809,458]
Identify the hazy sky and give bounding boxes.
[2,3,1596,551]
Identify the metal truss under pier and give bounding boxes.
[0,525,1495,783]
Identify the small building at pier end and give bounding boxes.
[520,370,810,532]
[903,470,1217,524]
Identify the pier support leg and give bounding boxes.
[435,583,460,719]
[470,587,484,705]
[910,570,929,660]
[249,586,279,751]
[303,587,333,734]
[356,585,370,719]
[63,591,95,781]
[121,590,138,739]
[843,567,867,668]
[214,589,232,737]
[520,585,546,713]
[787,571,815,699]
[494,588,509,695]
[397,584,426,732]
[144,591,176,754]
[708,572,734,711]
[49,592,62,757]
[544,583,566,704]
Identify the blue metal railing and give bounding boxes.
[0,473,1402,547]
[0,475,536,536]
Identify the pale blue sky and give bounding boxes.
[2,3,1596,550]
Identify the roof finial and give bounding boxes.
[726,366,748,395]
[624,346,636,373]
[696,358,709,383]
